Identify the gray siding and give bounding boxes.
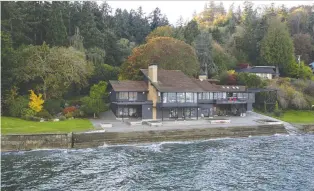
[142,105,152,119]
[247,103,253,111]
[137,92,148,101]
[110,91,117,102]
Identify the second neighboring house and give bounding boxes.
[235,66,278,79]
[108,64,256,121]
[309,62,314,73]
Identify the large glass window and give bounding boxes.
[168,93,176,103]
[169,108,178,118]
[198,93,202,99]
[194,93,197,103]
[223,92,227,99]
[163,93,168,103]
[203,93,210,99]
[213,93,217,100]
[210,93,213,100]
[129,92,137,101]
[217,92,223,100]
[243,93,248,99]
[186,93,193,103]
[118,92,128,99]
[177,93,185,103]
[129,108,137,117]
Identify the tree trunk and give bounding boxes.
[94,113,96,119]
[43,82,47,100]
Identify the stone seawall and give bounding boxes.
[1,133,70,151]
[297,124,314,133]
[2,124,287,151]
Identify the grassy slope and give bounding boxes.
[278,110,314,124]
[257,110,314,124]
[1,117,94,135]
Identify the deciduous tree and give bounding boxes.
[16,43,94,99]
[29,90,44,112]
[119,37,199,80]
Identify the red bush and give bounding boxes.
[63,106,77,114]
[227,74,237,85]
[237,63,249,69]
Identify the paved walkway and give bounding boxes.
[89,111,290,133]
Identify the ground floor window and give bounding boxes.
[184,108,197,118]
[169,108,178,118]
[202,108,209,117]
[117,106,140,117]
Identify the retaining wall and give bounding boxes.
[298,124,314,133]
[2,124,287,151]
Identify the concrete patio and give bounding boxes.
[89,111,289,133]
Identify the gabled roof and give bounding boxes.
[140,69,246,92]
[235,66,276,74]
[140,69,203,92]
[109,80,148,92]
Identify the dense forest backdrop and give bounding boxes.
[1,1,314,116]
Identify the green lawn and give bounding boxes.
[257,110,314,124]
[1,117,94,135]
[277,110,314,124]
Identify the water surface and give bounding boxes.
[2,134,314,191]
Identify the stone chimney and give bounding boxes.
[148,64,158,83]
[198,74,207,81]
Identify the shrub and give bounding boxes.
[219,71,236,85]
[304,81,314,96]
[8,96,29,117]
[68,99,83,106]
[291,91,308,109]
[31,116,41,121]
[36,109,52,119]
[274,110,282,117]
[21,108,36,119]
[298,62,313,80]
[44,99,63,115]
[273,101,282,117]
[59,116,66,121]
[236,73,266,88]
[63,106,77,114]
[72,109,84,118]
[79,104,94,117]
[277,77,291,86]
[65,112,73,119]
[23,116,41,121]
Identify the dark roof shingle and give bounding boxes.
[235,66,276,74]
[141,69,203,92]
[141,69,246,92]
[109,80,148,92]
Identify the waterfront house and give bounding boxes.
[109,64,255,120]
[235,65,278,79]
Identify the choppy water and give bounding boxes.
[2,134,314,191]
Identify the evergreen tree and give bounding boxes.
[47,2,68,46]
[194,31,217,77]
[149,7,169,31]
[184,20,200,45]
[261,17,295,76]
